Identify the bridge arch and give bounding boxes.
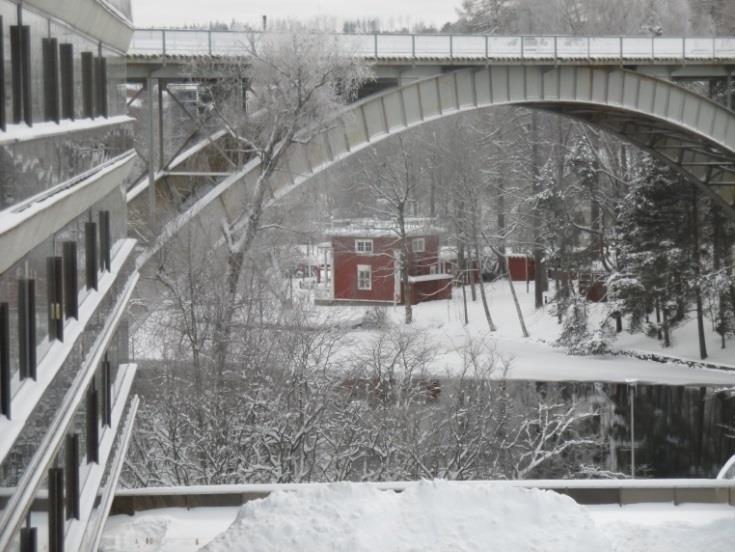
[142,65,735,265]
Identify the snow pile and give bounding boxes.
[100,516,170,552]
[199,481,610,552]
[601,518,735,552]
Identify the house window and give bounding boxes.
[412,238,425,253]
[357,265,372,291]
[430,265,438,274]
[355,239,373,255]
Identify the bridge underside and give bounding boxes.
[132,65,735,266]
[532,103,735,208]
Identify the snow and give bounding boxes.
[612,315,735,370]
[406,273,453,283]
[588,503,735,552]
[306,280,735,386]
[134,277,735,386]
[102,483,735,552]
[325,217,444,238]
[101,507,236,552]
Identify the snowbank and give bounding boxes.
[199,481,609,552]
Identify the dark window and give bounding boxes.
[0,303,9,419]
[99,210,111,271]
[10,25,32,125]
[86,382,99,464]
[18,278,36,381]
[59,44,74,121]
[20,527,37,552]
[95,56,107,118]
[10,25,23,124]
[46,257,64,342]
[62,242,78,320]
[0,17,6,131]
[101,355,112,427]
[42,38,60,124]
[85,222,98,291]
[81,52,94,119]
[64,434,80,520]
[48,466,65,552]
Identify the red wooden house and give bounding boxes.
[315,220,453,306]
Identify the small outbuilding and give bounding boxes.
[315,219,453,306]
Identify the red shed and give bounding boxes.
[506,254,535,282]
[315,219,453,306]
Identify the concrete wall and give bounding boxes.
[25,0,134,52]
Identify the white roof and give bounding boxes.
[326,218,444,238]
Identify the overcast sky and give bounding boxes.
[132,0,460,29]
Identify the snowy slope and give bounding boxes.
[309,280,735,385]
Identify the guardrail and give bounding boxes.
[130,29,735,61]
[110,479,735,515]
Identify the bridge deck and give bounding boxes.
[130,29,735,64]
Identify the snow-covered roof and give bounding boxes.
[407,273,453,283]
[326,218,444,238]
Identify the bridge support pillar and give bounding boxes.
[146,77,156,228]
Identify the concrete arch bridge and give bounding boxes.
[126,38,735,264]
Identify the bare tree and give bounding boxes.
[184,25,370,373]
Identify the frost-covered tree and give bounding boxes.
[181,25,370,375]
[608,162,699,348]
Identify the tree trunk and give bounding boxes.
[461,271,469,325]
[531,112,544,309]
[691,185,707,360]
[662,302,671,348]
[712,205,727,349]
[475,243,496,332]
[505,254,530,338]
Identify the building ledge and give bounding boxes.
[0,115,134,147]
[67,367,139,552]
[24,0,133,52]
[0,150,137,274]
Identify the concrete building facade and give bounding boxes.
[0,1,138,550]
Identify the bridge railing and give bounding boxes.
[130,29,735,60]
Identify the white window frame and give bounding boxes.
[355,239,374,255]
[412,238,425,253]
[357,265,372,291]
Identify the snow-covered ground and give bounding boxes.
[133,278,735,385]
[307,280,735,386]
[101,482,735,552]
